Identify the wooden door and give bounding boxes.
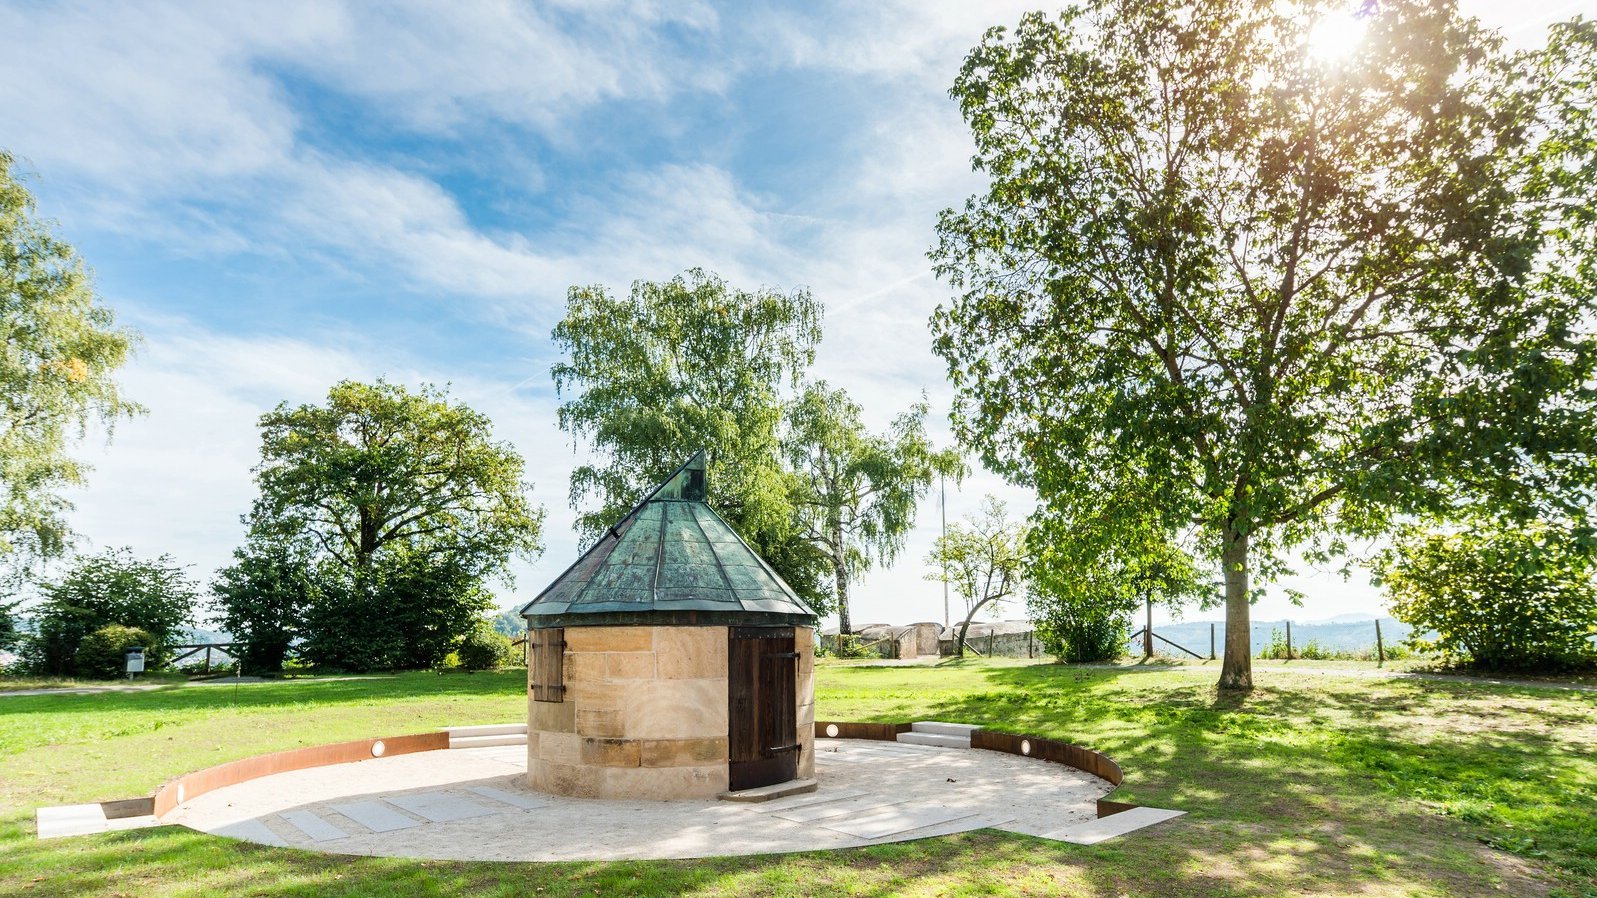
[728,626,798,791]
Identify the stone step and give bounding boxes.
[448,733,528,749]
[444,723,528,738]
[910,721,981,737]
[718,779,819,803]
[896,732,970,749]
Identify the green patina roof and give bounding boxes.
[521,452,817,629]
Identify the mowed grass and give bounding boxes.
[0,661,1592,897]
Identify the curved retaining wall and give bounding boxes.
[151,731,449,817]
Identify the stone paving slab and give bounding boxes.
[384,792,496,823]
[820,804,981,839]
[754,788,866,812]
[333,800,423,833]
[1043,806,1186,844]
[771,794,908,823]
[279,809,350,842]
[467,785,548,810]
[214,818,287,846]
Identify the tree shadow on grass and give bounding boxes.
[886,662,1591,897]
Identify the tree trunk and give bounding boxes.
[836,536,849,635]
[956,593,1003,658]
[1218,527,1253,691]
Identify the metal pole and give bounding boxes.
[940,473,949,628]
[1210,623,1216,661]
[1286,620,1293,659]
[1375,619,1385,668]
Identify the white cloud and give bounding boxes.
[15,0,1459,633]
[60,309,593,621]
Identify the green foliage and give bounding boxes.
[489,607,525,637]
[1375,525,1597,671]
[28,548,195,675]
[298,552,495,672]
[926,496,1025,656]
[1032,596,1127,664]
[252,380,543,575]
[246,380,542,672]
[822,633,876,659]
[1027,493,1206,664]
[930,3,1597,689]
[72,624,154,679]
[0,152,141,579]
[0,598,18,652]
[552,268,827,605]
[209,537,314,674]
[787,382,963,632]
[1256,629,1337,661]
[456,622,516,672]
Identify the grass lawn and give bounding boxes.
[1,660,1593,897]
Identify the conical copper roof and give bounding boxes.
[521,451,817,629]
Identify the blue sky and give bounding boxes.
[0,0,1579,629]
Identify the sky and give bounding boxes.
[0,0,1584,631]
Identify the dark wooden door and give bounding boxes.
[728,626,798,792]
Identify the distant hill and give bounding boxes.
[1140,617,1411,657]
[491,608,526,637]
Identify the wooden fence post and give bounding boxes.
[1286,621,1293,660]
[1210,623,1216,661]
[1375,620,1385,668]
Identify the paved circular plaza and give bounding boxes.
[161,738,1115,860]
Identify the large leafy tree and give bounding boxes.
[931,2,1597,689]
[785,382,962,633]
[0,152,140,578]
[552,269,829,604]
[209,535,315,673]
[248,380,543,670]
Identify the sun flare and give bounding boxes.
[1307,6,1369,63]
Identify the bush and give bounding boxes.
[74,625,157,679]
[29,549,196,676]
[1375,525,1597,672]
[1035,600,1129,663]
[457,624,516,672]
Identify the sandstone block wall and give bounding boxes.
[527,624,816,800]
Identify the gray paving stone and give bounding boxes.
[822,804,981,839]
[1042,807,1186,844]
[384,792,496,823]
[332,800,422,833]
[771,795,906,823]
[214,818,288,846]
[753,789,866,812]
[279,809,350,842]
[466,785,548,810]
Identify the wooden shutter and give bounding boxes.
[530,627,565,703]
